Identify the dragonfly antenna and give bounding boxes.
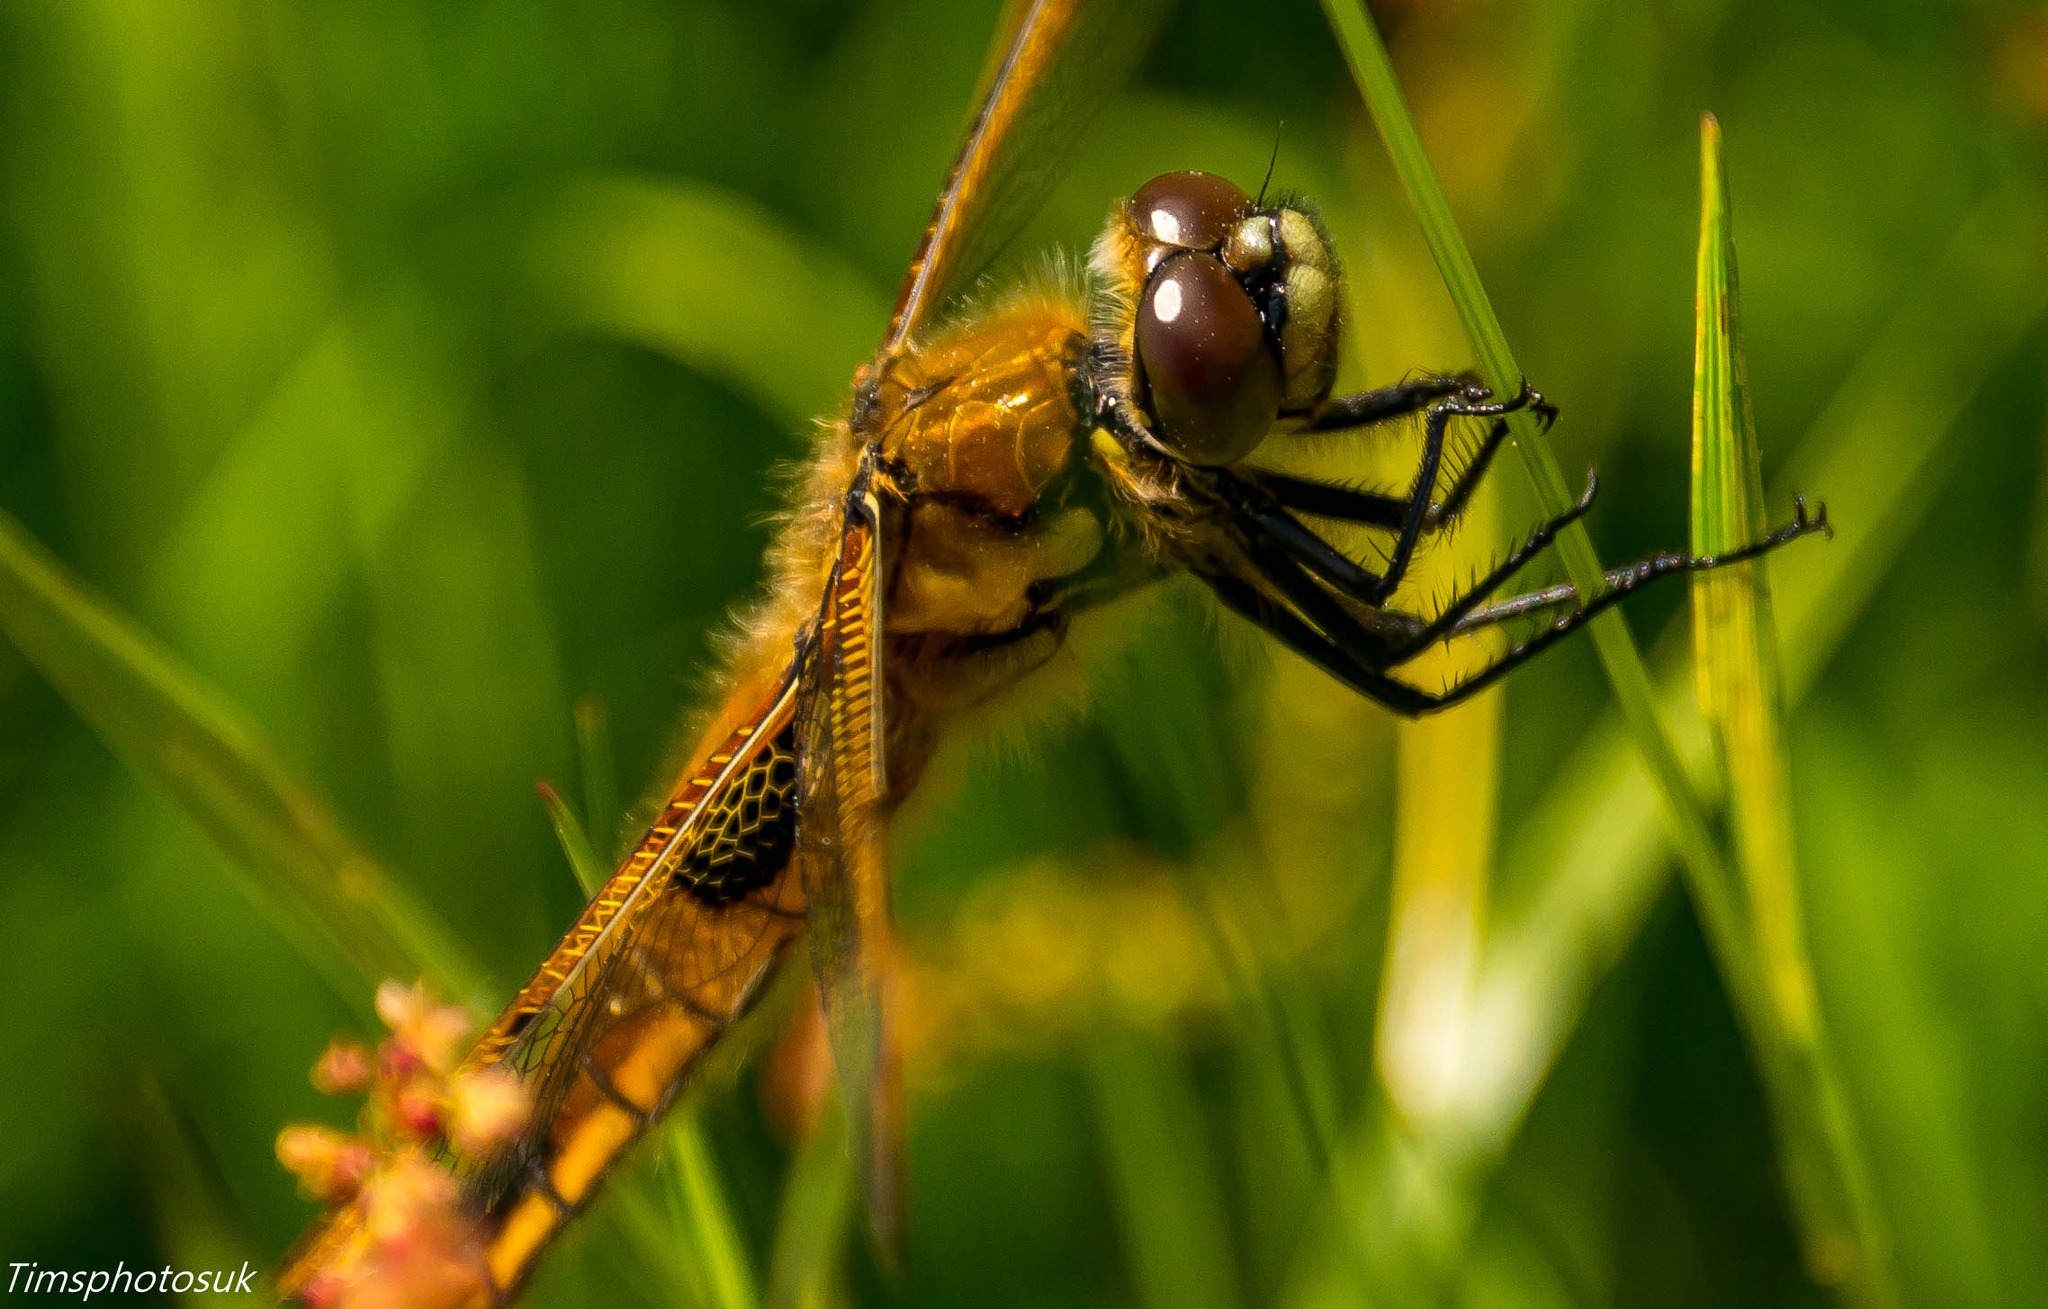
[1257,122,1285,207]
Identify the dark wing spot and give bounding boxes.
[675,725,800,905]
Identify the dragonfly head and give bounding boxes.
[1096,170,1341,466]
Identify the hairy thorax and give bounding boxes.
[854,294,1111,730]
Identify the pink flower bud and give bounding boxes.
[392,1084,443,1139]
[375,980,475,1075]
[310,1039,374,1095]
[276,1125,374,1203]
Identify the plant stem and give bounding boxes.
[1693,112,1895,1307]
[1315,0,1761,1016]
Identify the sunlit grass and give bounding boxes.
[1302,6,2003,1304]
[1315,0,1755,1010]
[1690,114,1892,1305]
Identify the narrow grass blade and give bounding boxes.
[766,1096,855,1309]
[0,511,484,1002]
[665,1118,765,1309]
[1315,0,1755,1009]
[1086,1031,1243,1309]
[537,782,610,898]
[1377,695,1500,1122]
[1296,16,2048,1303]
[1691,114,1805,1036]
[575,695,621,860]
[1376,470,1504,1133]
[1474,177,2048,1139]
[1294,132,2048,1309]
[1691,114,1893,1304]
[128,1073,258,1294]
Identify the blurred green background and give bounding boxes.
[2,0,2046,1305]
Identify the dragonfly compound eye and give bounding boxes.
[1130,170,1251,253]
[1136,251,1284,465]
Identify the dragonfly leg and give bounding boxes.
[1227,513,1405,668]
[1253,408,1519,534]
[1376,468,1602,653]
[1381,496,1832,702]
[1243,470,1405,530]
[1303,371,1476,432]
[1285,369,1552,523]
[1307,371,1561,433]
[1428,406,1531,527]
[1229,382,1552,607]
[1213,495,1827,716]
[1216,463,1592,672]
[1202,571,1438,715]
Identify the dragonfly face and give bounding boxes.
[1105,170,1342,464]
[279,4,1827,1303]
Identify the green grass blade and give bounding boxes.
[537,781,610,898]
[1087,1031,1244,1309]
[0,511,485,1003]
[1376,521,1504,1131]
[1300,16,2048,1302]
[575,695,621,860]
[1691,111,1806,1039]
[766,1096,856,1309]
[1476,177,2048,1138]
[665,1117,766,1309]
[128,1073,258,1294]
[1691,114,1894,1304]
[606,1103,770,1309]
[1295,123,2048,1309]
[1315,0,1755,1005]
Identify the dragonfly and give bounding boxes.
[278,0,1825,1302]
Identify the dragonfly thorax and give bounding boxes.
[859,295,1108,676]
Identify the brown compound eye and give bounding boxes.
[1130,171,1252,251]
[1135,252,1283,465]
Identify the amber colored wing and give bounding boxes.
[458,676,808,1295]
[279,674,809,1304]
[882,0,1175,350]
[793,471,904,1255]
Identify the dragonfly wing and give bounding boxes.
[279,675,808,1303]
[883,0,1177,349]
[794,471,904,1255]
[462,679,806,1291]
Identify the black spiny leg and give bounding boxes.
[1303,372,1475,432]
[1431,397,1554,526]
[1256,404,1528,533]
[1249,471,1407,530]
[1202,572,1438,715]
[1248,373,1500,532]
[1217,382,1550,610]
[1213,494,1828,717]
[1376,469,1602,655]
[1373,497,1832,709]
[1428,497,1831,649]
